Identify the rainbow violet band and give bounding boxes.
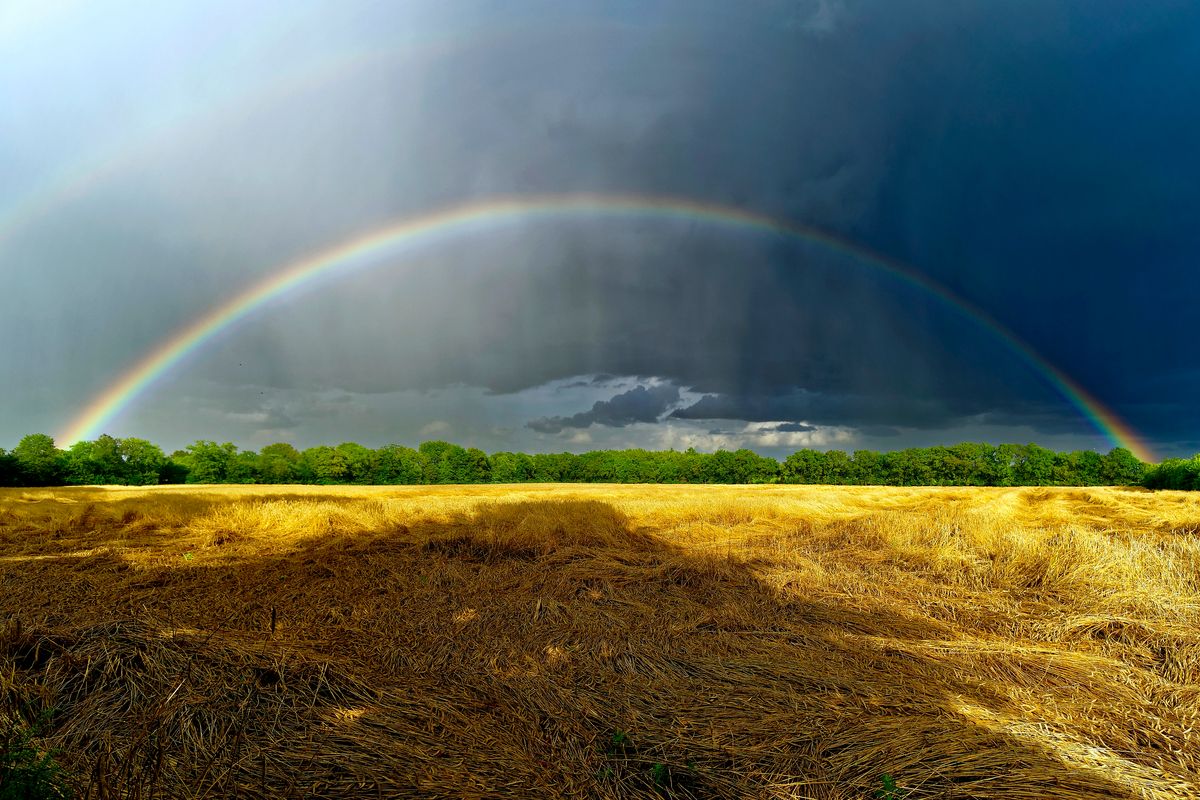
[56,194,1157,462]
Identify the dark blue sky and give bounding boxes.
[1,0,1197,456]
[865,1,1200,453]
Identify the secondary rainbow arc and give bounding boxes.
[57,194,1157,462]
[0,20,641,251]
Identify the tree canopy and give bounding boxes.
[0,434,1166,489]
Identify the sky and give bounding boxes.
[1,0,1197,459]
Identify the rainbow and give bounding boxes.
[57,194,1157,462]
[0,44,421,250]
[0,17,573,249]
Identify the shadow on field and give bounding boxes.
[1,496,1189,799]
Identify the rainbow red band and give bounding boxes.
[56,194,1157,462]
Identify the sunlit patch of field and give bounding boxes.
[1,484,1199,798]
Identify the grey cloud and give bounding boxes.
[3,1,1195,456]
[669,388,1088,436]
[223,406,299,432]
[259,407,300,430]
[771,422,817,433]
[859,425,901,438]
[558,374,620,390]
[527,384,680,434]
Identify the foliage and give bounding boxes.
[781,443,1150,488]
[1099,446,1146,485]
[1143,455,1200,490]
[372,444,424,484]
[12,434,63,486]
[596,729,699,795]
[0,449,18,487]
[417,441,491,484]
[488,451,535,483]
[301,445,349,484]
[0,711,71,800]
[183,441,240,484]
[874,773,908,800]
[258,442,301,483]
[0,434,1170,488]
[63,435,166,485]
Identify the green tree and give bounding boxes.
[576,450,612,482]
[259,443,301,483]
[0,434,1154,488]
[419,441,480,483]
[301,446,349,484]
[417,441,453,483]
[63,435,124,484]
[442,446,472,483]
[464,447,492,483]
[781,449,826,484]
[185,441,239,483]
[63,440,103,485]
[1011,444,1055,485]
[1144,456,1200,490]
[849,449,884,485]
[679,447,706,483]
[703,450,739,483]
[1100,447,1145,485]
[995,443,1026,486]
[822,450,852,484]
[0,447,18,487]
[1064,450,1104,485]
[12,434,63,486]
[886,449,934,486]
[984,443,1013,485]
[118,437,167,484]
[227,451,261,483]
[529,452,577,482]
[373,445,424,484]
[335,442,375,484]
[490,451,534,483]
[160,454,190,484]
[164,449,193,484]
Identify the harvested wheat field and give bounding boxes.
[2,484,1199,799]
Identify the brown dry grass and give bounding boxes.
[1,483,1199,799]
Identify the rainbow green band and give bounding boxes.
[57,194,1156,462]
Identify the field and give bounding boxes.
[2,484,1199,799]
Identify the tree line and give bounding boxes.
[1141,456,1200,490]
[0,433,1171,488]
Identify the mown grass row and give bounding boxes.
[1,484,1198,798]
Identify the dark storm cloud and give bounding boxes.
[217,0,1189,449]
[671,389,1094,436]
[672,391,967,431]
[771,422,818,433]
[855,0,1200,450]
[557,374,622,390]
[859,425,901,439]
[527,383,680,433]
[3,1,1197,454]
